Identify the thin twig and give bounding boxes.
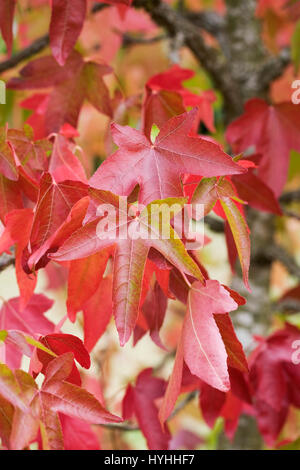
[100,422,139,432]
[0,253,15,273]
[90,2,110,14]
[184,10,225,36]
[0,35,49,74]
[98,390,197,432]
[280,190,300,204]
[281,207,300,221]
[272,298,300,313]
[120,32,167,48]
[205,215,224,233]
[169,390,197,419]
[265,244,300,279]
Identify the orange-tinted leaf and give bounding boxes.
[214,313,248,373]
[67,249,111,322]
[82,276,113,352]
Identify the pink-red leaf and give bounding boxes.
[52,195,203,345]
[50,0,87,66]
[226,99,300,196]
[82,276,113,352]
[0,0,16,55]
[67,249,111,322]
[90,109,245,206]
[0,295,54,369]
[42,353,122,425]
[123,369,170,450]
[183,280,239,392]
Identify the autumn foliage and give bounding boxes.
[0,0,300,451]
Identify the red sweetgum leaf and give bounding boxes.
[183,280,239,392]
[42,353,121,424]
[142,89,186,139]
[226,99,300,196]
[82,276,113,352]
[0,174,22,223]
[0,127,18,181]
[0,394,14,448]
[214,313,248,373]
[49,134,87,184]
[1,329,57,360]
[9,354,121,449]
[27,196,90,272]
[8,53,82,90]
[159,336,185,426]
[122,369,170,450]
[249,324,300,445]
[0,365,32,413]
[192,177,251,290]
[0,208,37,308]
[28,172,88,254]
[39,334,90,369]
[143,65,216,136]
[199,382,226,428]
[9,371,40,450]
[7,126,51,177]
[0,295,54,369]
[90,109,245,206]
[142,281,168,349]
[36,333,91,386]
[7,52,113,135]
[52,195,203,346]
[50,0,87,66]
[0,0,16,55]
[220,197,250,290]
[67,248,112,322]
[232,172,282,215]
[58,414,100,450]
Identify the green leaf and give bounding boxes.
[278,437,300,450]
[220,198,250,290]
[292,20,300,73]
[0,364,29,412]
[24,334,57,357]
[2,330,57,358]
[0,330,7,342]
[191,177,217,217]
[150,124,160,143]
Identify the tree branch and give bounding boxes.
[100,422,139,432]
[258,47,290,90]
[119,32,167,48]
[184,10,225,36]
[90,2,110,14]
[98,390,197,432]
[133,0,242,118]
[205,215,224,233]
[0,253,15,273]
[280,190,300,204]
[169,390,197,419]
[273,298,300,314]
[0,34,49,74]
[0,0,291,119]
[265,244,300,279]
[281,207,300,221]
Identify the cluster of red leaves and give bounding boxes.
[0,0,300,451]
